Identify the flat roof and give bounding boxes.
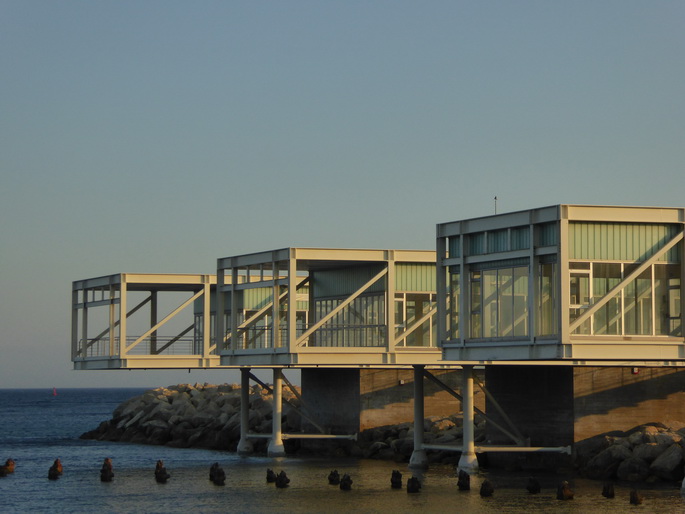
[438,204,685,237]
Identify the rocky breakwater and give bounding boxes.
[81,383,303,453]
[575,422,685,483]
[81,383,486,462]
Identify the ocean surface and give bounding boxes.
[1,388,684,513]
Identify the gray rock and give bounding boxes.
[585,444,633,479]
[367,441,390,457]
[633,443,668,464]
[649,443,685,481]
[616,457,650,482]
[654,431,682,447]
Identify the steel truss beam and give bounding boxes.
[125,289,204,354]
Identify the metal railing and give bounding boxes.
[77,336,199,358]
[225,323,387,351]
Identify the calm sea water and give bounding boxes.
[1,388,684,513]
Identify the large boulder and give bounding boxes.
[633,443,668,464]
[616,457,650,482]
[649,443,685,481]
[584,444,633,479]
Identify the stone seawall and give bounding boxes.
[81,383,685,482]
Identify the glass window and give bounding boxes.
[537,262,557,336]
[513,266,529,337]
[470,272,482,338]
[570,262,591,270]
[483,270,498,337]
[569,260,681,337]
[624,265,652,335]
[592,263,622,335]
[655,264,681,336]
[498,268,513,337]
[470,266,529,338]
[449,271,460,339]
[570,273,590,306]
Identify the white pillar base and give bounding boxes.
[267,441,286,458]
[237,438,253,456]
[409,449,428,470]
[457,451,479,474]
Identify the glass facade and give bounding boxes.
[470,265,529,339]
[394,292,436,347]
[438,208,684,361]
[448,271,460,339]
[538,262,557,336]
[569,262,682,337]
[313,294,385,347]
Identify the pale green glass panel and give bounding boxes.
[570,274,589,306]
[449,272,460,339]
[470,272,481,338]
[624,266,652,335]
[655,264,682,336]
[513,266,528,337]
[483,270,498,337]
[538,262,557,336]
[498,268,513,337]
[592,263,621,335]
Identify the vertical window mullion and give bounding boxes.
[621,263,625,336]
[651,265,656,336]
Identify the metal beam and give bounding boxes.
[473,374,525,443]
[126,289,204,353]
[422,369,525,445]
[153,324,194,354]
[76,295,152,356]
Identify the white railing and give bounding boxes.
[78,336,198,358]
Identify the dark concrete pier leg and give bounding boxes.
[237,367,254,456]
[409,365,428,469]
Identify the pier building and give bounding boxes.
[71,250,475,459]
[71,205,685,473]
[436,205,685,470]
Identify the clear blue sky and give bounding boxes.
[1,1,683,388]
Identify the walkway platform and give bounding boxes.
[71,248,445,370]
[217,247,442,368]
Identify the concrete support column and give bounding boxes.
[267,368,286,457]
[458,365,479,473]
[409,365,428,469]
[237,368,253,456]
